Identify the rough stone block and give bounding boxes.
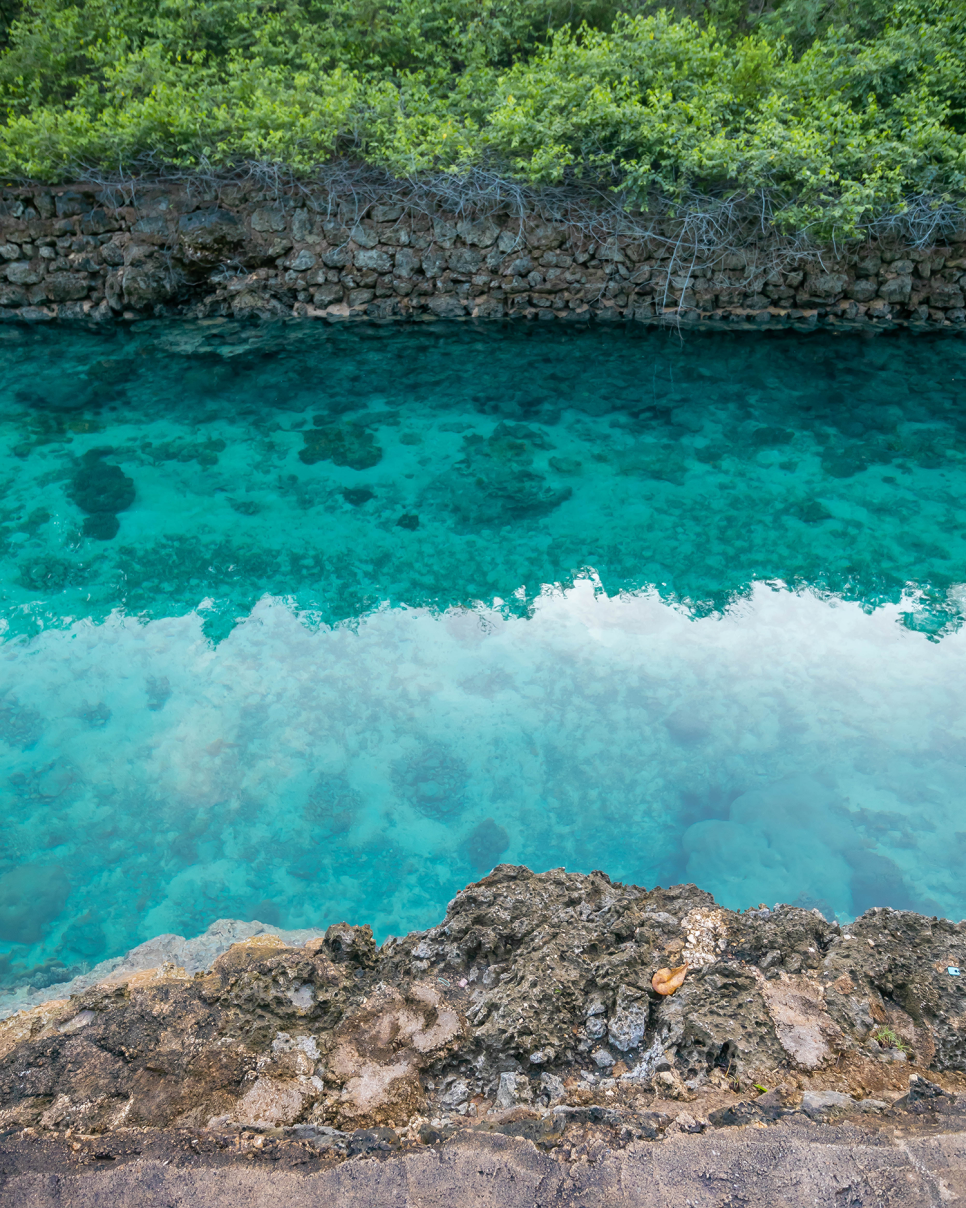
[313,283,343,306]
[131,215,169,242]
[178,209,242,250]
[371,204,403,223]
[288,249,317,272]
[930,282,965,308]
[6,261,41,285]
[393,248,421,278]
[322,246,351,268]
[456,216,501,247]
[45,273,90,302]
[447,248,482,274]
[879,274,912,304]
[426,294,465,318]
[847,278,878,302]
[122,268,175,306]
[251,208,287,233]
[354,248,392,273]
[349,223,379,250]
[801,1090,857,1117]
[54,191,89,218]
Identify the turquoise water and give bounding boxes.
[1,319,966,993]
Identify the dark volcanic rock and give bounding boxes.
[2,866,966,1157]
[178,209,242,251]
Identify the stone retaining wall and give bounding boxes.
[1,182,965,329]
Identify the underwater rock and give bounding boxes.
[17,555,78,593]
[4,958,72,992]
[82,512,120,540]
[342,487,374,506]
[848,849,920,915]
[229,498,261,516]
[15,383,92,413]
[145,675,171,711]
[682,776,926,921]
[0,864,69,945]
[549,456,582,474]
[249,900,283,927]
[458,818,510,872]
[69,450,135,515]
[393,745,468,819]
[750,426,794,447]
[664,711,709,745]
[822,448,872,479]
[60,911,107,960]
[89,358,132,386]
[797,499,834,523]
[77,701,111,728]
[422,423,571,531]
[299,424,382,470]
[304,774,359,837]
[0,693,44,748]
[426,464,571,531]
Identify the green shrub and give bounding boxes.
[0,0,962,239]
[871,1026,909,1052]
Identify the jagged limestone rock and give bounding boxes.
[2,866,966,1141]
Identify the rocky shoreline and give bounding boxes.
[1,182,965,331]
[3,865,966,1204]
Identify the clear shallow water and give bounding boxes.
[1,320,966,993]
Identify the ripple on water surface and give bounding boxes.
[0,320,965,994]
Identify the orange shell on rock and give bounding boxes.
[651,964,688,996]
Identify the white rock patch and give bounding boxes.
[680,907,729,968]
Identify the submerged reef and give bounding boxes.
[3,864,966,1195]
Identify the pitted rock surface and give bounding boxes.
[2,866,966,1148]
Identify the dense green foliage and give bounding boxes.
[0,0,963,235]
